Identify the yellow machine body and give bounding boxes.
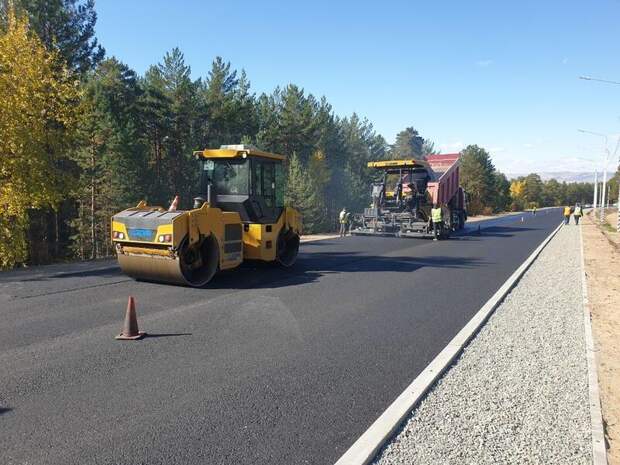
[111,145,302,287]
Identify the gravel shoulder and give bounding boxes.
[373,224,592,464]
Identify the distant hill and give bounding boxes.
[507,172,601,183]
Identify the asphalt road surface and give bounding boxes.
[0,209,562,465]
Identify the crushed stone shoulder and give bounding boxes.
[374,225,592,465]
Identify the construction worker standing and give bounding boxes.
[573,203,582,225]
[431,203,443,241]
[563,205,571,225]
[339,207,349,237]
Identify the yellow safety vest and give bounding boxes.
[431,208,443,222]
[574,206,582,216]
[563,206,571,216]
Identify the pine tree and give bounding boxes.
[201,56,238,147]
[314,98,346,222]
[307,150,331,230]
[142,48,199,207]
[199,58,258,147]
[522,173,544,207]
[140,68,172,204]
[421,139,438,156]
[72,58,145,258]
[390,127,425,159]
[259,85,319,164]
[542,179,562,206]
[3,0,104,74]
[233,70,258,142]
[285,153,324,233]
[340,114,388,213]
[492,172,511,212]
[459,145,496,215]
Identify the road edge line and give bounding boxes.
[579,224,609,465]
[334,221,564,465]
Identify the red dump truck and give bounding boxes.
[350,153,467,239]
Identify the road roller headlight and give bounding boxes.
[158,234,172,243]
[113,231,125,240]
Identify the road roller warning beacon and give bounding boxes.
[111,145,302,287]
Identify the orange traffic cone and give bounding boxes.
[115,296,146,340]
[168,195,179,212]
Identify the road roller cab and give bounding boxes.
[111,145,302,287]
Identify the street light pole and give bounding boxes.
[601,150,609,224]
[593,171,598,209]
[607,137,620,224]
[579,76,620,85]
[578,75,620,231]
[578,129,608,223]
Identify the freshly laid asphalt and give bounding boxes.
[0,209,562,465]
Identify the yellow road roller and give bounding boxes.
[111,145,302,287]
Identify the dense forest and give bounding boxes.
[0,1,618,269]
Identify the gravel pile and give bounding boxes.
[374,225,592,465]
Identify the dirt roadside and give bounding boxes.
[582,211,620,465]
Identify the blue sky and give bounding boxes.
[95,0,620,175]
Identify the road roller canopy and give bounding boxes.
[195,145,286,223]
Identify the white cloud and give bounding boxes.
[523,143,534,148]
[487,146,505,153]
[550,156,597,171]
[439,141,464,152]
[502,155,603,174]
[476,59,493,67]
[562,57,569,65]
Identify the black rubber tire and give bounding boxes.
[179,235,219,287]
[276,229,300,267]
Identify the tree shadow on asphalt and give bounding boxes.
[206,252,487,290]
[14,267,122,283]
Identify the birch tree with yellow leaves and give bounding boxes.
[0,10,79,268]
[509,180,526,211]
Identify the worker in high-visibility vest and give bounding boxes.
[563,205,571,225]
[339,207,349,237]
[431,203,443,241]
[573,203,582,225]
